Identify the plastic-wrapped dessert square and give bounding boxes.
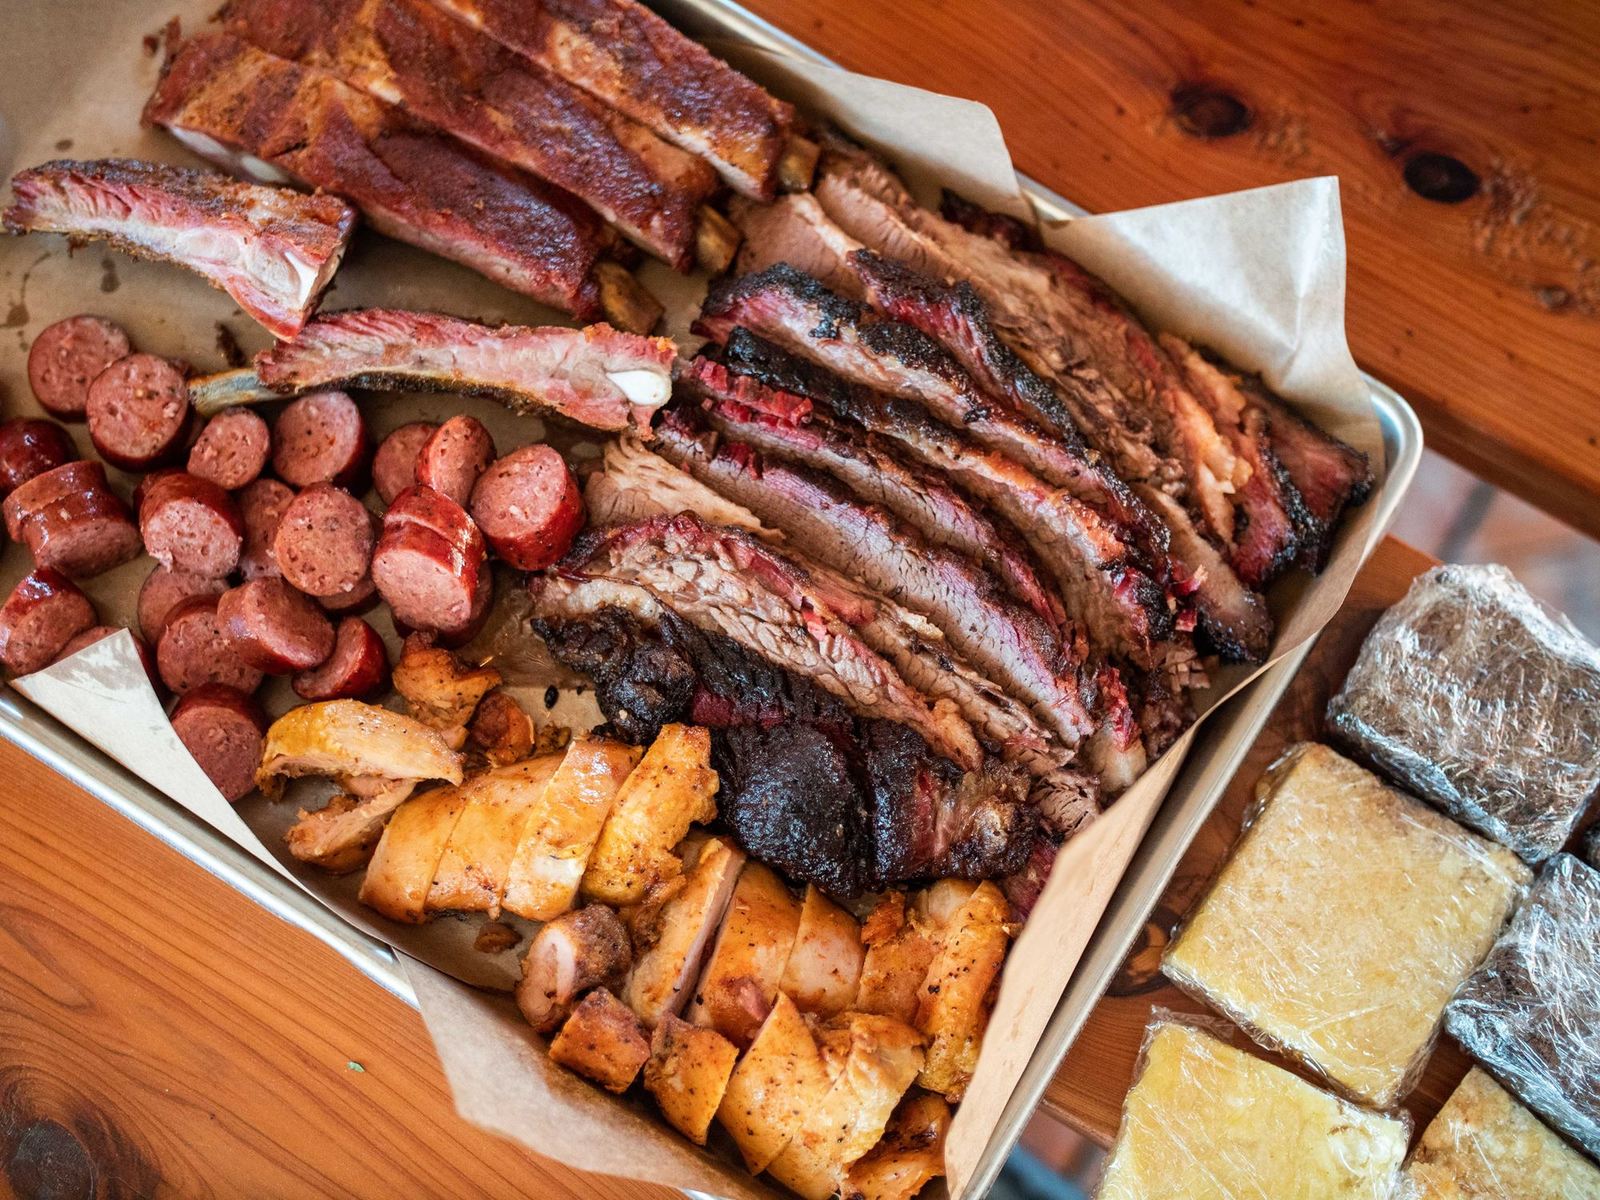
[1445,854,1600,1161]
[1326,564,1600,863]
[1403,1067,1600,1199]
[1095,1018,1408,1200]
[1163,742,1530,1107]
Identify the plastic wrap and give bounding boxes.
[1584,825,1600,873]
[1444,853,1600,1161]
[1163,742,1531,1108]
[1327,564,1600,864]
[1095,1014,1409,1200]
[1402,1067,1600,1199]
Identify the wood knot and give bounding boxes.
[1170,84,1253,139]
[4,1119,94,1200]
[1403,152,1480,203]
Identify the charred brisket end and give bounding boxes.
[699,261,861,341]
[533,606,696,743]
[939,187,1043,253]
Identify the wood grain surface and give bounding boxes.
[0,748,676,1200]
[740,0,1600,538]
[1039,537,1466,1145]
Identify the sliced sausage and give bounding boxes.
[155,594,264,695]
[28,315,131,419]
[319,572,378,615]
[292,616,389,700]
[373,421,438,505]
[53,624,160,688]
[271,391,370,489]
[0,567,96,675]
[469,444,584,571]
[440,557,494,648]
[139,471,244,578]
[416,415,495,507]
[137,564,228,643]
[86,354,191,470]
[273,484,375,598]
[3,459,142,579]
[187,408,270,490]
[0,418,77,496]
[170,683,268,803]
[371,485,486,634]
[237,477,295,581]
[218,577,335,674]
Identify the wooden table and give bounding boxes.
[740,0,1600,540]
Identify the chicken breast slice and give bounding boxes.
[581,723,718,905]
[285,781,414,873]
[643,1013,740,1145]
[766,1013,927,1200]
[914,880,1010,1100]
[358,783,471,923]
[392,634,502,749]
[516,904,632,1033]
[426,754,564,916]
[716,992,834,1175]
[257,699,463,798]
[623,836,745,1028]
[855,892,938,1024]
[501,734,643,921]
[841,1092,951,1200]
[548,988,651,1094]
[687,861,804,1046]
[780,885,866,1019]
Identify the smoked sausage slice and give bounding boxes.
[372,421,437,505]
[3,460,142,578]
[139,471,244,578]
[237,477,296,581]
[138,564,228,643]
[155,594,264,695]
[469,444,584,570]
[292,616,389,700]
[28,315,131,419]
[273,484,374,598]
[0,567,96,675]
[218,577,335,674]
[415,415,495,507]
[86,353,191,469]
[170,683,268,803]
[0,418,76,496]
[371,484,485,633]
[188,408,270,489]
[271,391,370,489]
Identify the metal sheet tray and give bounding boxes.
[0,2,1424,1195]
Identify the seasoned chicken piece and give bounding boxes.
[768,1014,927,1200]
[855,893,938,1024]
[624,836,746,1028]
[548,988,651,1094]
[781,885,866,1018]
[643,1013,740,1145]
[285,782,412,872]
[392,633,501,749]
[581,723,718,905]
[717,992,834,1175]
[516,905,632,1033]
[842,1093,951,1200]
[502,734,642,921]
[358,784,470,923]
[915,881,1010,1100]
[687,861,803,1045]
[427,755,564,916]
[466,689,535,766]
[257,699,463,798]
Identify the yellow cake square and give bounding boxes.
[1163,743,1530,1106]
[1096,1021,1408,1200]
[1404,1068,1600,1199]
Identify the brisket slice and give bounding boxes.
[219,0,717,269]
[583,435,1108,808]
[538,512,981,769]
[535,603,1034,898]
[1240,379,1373,571]
[712,329,1179,666]
[727,192,866,296]
[143,32,613,321]
[652,409,1102,749]
[679,356,1067,637]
